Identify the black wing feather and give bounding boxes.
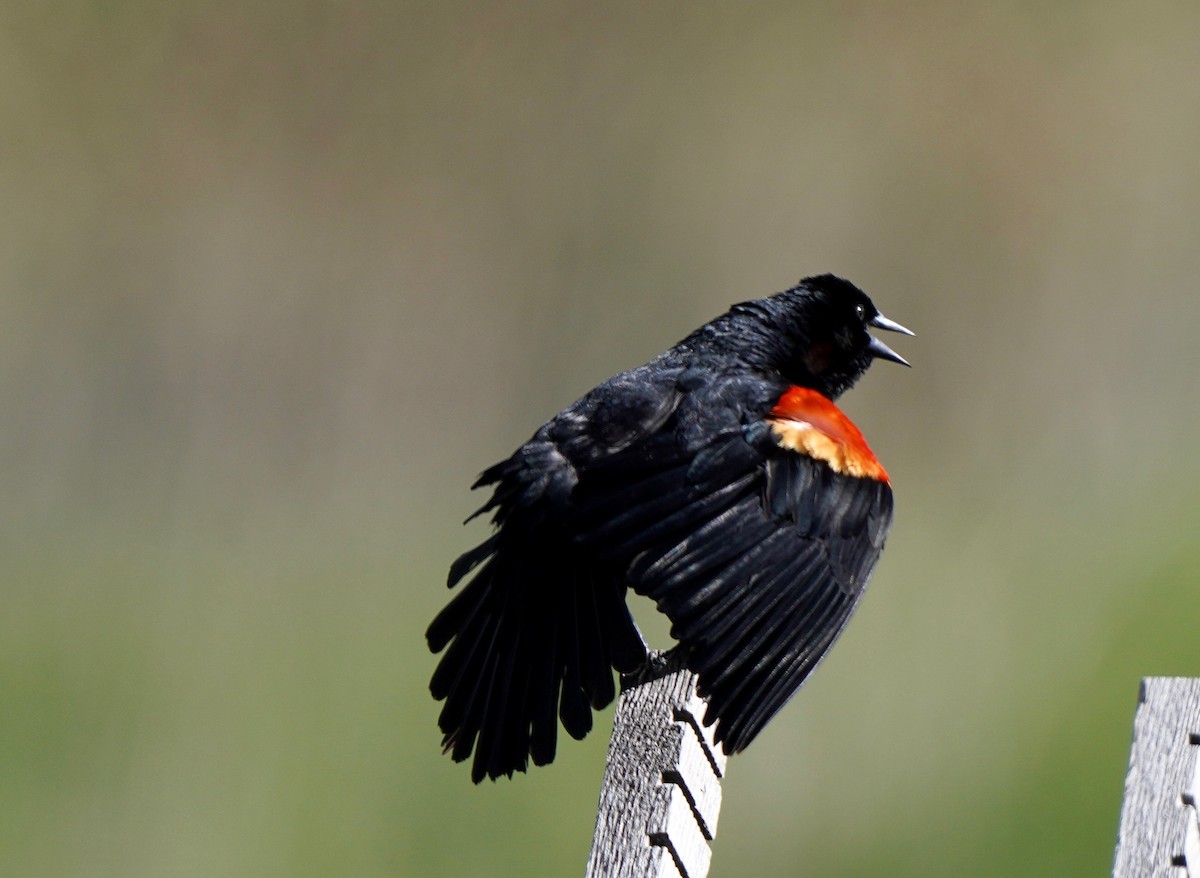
[430,366,893,778]
[575,424,893,753]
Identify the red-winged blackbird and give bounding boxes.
[428,274,912,783]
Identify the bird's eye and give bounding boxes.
[853,303,867,321]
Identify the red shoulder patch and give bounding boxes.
[766,387,889,483]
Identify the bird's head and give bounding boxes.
[718,274,913,399]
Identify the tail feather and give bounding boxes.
[556,578,593,741]
[474,565,527,780]
[443,622,498,763]
[447,533,501,588]
[529,606,561,766]
[595,580,648,674]
[427,559,496,654]
[429,536,646,782]
[578,571,617,710]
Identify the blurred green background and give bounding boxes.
[4,2,1200,875]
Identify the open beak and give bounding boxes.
[868,312,914,367]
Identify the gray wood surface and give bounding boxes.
[1113,678,1200,877]
[586,651,727,878]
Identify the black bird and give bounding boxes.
[427,274,912,782]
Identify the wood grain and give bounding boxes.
[586,651,727,878]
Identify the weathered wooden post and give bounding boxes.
[586,651,727,878]
[1113,677,1200,876]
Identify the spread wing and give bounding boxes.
[569,388,893,752]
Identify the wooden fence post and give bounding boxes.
[586,651,727,878]
[1113,677,1200,876]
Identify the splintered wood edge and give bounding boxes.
[1113,678,1200,877]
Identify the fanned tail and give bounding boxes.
[427,534,646,783]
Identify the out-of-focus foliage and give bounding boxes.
[3,2,1200,875]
